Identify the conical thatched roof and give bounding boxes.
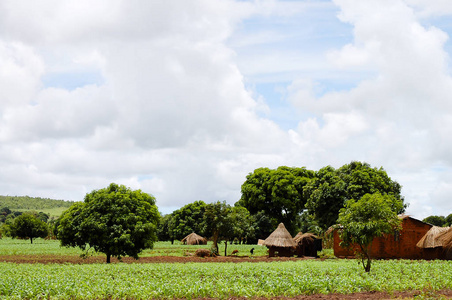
[294,232,318,245]
[181,232,207,245]
[263,223,295,248]
[437,227,452,249]
[416,226,450,248]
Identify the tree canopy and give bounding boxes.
[9,213,49,243]
[237,166,315,234]
[422,214,452,227]
[202,201,233,255]
[337,193,403,272]
[305,161,405,230]
[170,200,207,241]
[57,183,160,263]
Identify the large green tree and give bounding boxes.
[238,166,315,234]
[337,193,403,272]
[170,200,207,240]
[57,183,160,263]
[305,161,405,230]
[9,213,49,244]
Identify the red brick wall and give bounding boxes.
[333,217,432,259]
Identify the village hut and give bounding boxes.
[416,226,451,259]
[263,223,295,257]
[437,227,452,259]
[333,215,433,259]
[181,232,207,245]
[416,226,450,248]
[293,232,322,257]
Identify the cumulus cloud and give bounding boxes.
[0,0,292,211]
[285,0,452,218]
[0,0,451,219]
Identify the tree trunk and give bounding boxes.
[212,231,219,255]
[359,244,372,272]
[224,240,228,256]
[30,237,33,244]
[364,258,371,272]
[106,253,111,264]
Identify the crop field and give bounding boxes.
[1,238,452,299]
[1,259,452,299]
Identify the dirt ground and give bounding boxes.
[2,255,451,299]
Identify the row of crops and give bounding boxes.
[1,260,452,299]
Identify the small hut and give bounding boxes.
[293,232,322,257]
[263,223,295,257]
[416,226,450,259]
[438,227,452,259]
[416,226,450,248]
[181,232,207,245]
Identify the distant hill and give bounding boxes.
[0,196,75,218]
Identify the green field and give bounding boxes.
[1,258,451,299]
[0,238,269,257]
[1,238,452,299]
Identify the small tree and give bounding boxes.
[10,213,49,243]
[57,183,160,263]
[202,201,232,255]
[337,193,402,272]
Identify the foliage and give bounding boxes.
[170,200,207,240]
[57,183,160,263]
[305,162,405,230]
[228,206,254,243]
[156,214,175,242]
[0,196,74,211]
[447,213,452,227]
[202,201,233,255]
[248,210,275,242]
[238,166,315,234]
[9,213,49,243]
[422,215,447,227]
[337,193,403,272]
[1,260,452,298]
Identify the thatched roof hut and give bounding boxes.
[438,227,452,251]
[181,232,207,245]
[294,232,317,244]
[416,226,450,248]
[263,223,295,248]
[293,232,304,242]
[293,232,322,257]
[263,223,295,257]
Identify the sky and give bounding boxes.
[0,0,452,219]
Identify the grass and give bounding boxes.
[13,207,69,218]
[0,238,269,257]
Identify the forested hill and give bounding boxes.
[0,195,74,210]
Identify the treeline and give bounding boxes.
[422,215,452,227]
[158,161,408,246]
[0,196,74,210]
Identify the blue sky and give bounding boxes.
[0,0,452,219]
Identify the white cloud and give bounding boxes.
[0,0,451,219]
